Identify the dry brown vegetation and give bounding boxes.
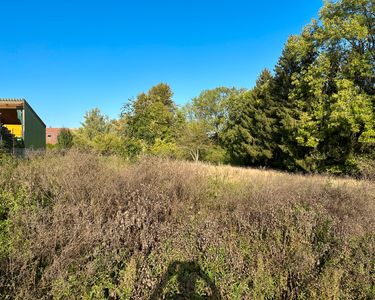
[0,151,374,299]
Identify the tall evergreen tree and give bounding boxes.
[222,69,276,165]
[270,25,319,170]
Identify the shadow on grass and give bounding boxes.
[149,261,222,300]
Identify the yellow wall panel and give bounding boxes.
[4,124,23,138]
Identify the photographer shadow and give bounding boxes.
[149,261,222,300]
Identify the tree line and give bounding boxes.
[57,0,374,175]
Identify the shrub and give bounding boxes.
[56,128,74,150]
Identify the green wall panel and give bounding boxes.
[23,101,46,149]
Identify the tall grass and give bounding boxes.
[0,151,374,299]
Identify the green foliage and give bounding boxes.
[181,87,240,163]
[204,145,229,164]
[150,138,178,158]
[74,109,128,156]
[220,0,375,174]
[222,69,276,166]
[188,87,240,138]
[80,108,110,139]
[177,120,212,162]
[121,83,183,148]
[281,0,375,173]
[71,0,374,175]
[56,128,74,150]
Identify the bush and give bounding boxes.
[203,145,229,164]
[57,128,74,150]
[149,139,178,158]
[0,151,374,299]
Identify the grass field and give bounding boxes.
[1,151,374,299]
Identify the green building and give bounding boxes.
[0,99,46,150]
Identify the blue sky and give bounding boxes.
[0,0,323,128]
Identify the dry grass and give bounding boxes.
[0,151,374,299]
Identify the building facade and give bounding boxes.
[0,99,46,150]
[46,128,62,145]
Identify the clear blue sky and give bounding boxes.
[0,0,323,128]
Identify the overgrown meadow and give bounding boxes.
[1,151,374,299]
[0,1,374,298]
